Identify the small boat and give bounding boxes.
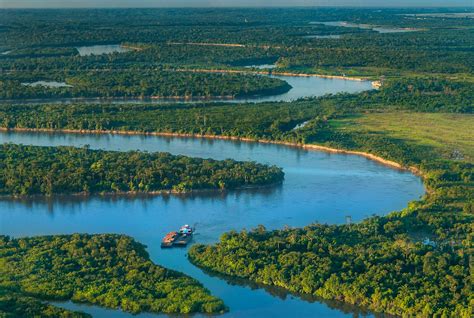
[161,225,195,248]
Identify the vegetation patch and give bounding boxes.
[0,71,291,100]
[0,234,227,314]
[333,112,474,162]
[0,144,284,196]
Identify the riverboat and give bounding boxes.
[161,224,194,248]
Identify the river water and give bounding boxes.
[76,44,132,56]
[0,130,424,317]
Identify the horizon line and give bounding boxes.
[1,5,473,9]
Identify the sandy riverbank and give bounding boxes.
[175,68,380,87]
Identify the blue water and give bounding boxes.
[0,131,424,317]
[75,44,132,56]
[310,21,421,33]
[241,75,373,103]
[302,35,342,39]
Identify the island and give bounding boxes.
[0,144,284,196]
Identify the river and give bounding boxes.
[0,130,424,317]
[2,73,374,105]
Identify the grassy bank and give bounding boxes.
[331,112,474,162]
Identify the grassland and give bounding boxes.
[331,112,474,163]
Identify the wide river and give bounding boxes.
[0,129,424,317]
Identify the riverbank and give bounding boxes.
[120,44,143,51]
[0,180,283,200]
[0,127,419,175]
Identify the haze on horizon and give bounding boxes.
[1,0,473,9]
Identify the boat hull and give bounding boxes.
[173,234,193,247]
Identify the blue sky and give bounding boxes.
[1,0,473,8]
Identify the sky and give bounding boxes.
[1,0,473,8]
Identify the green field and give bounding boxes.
[332,112,474,162]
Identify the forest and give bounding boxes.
[1,65,468,317]
[0,234,227,314]
[1,7,473,101]
[1,68,471,317]
[0,71,291,100]
[0,144,284,196]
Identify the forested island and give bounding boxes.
[0,144,284,196]
[0,234,227,315]
[0,71,291,100]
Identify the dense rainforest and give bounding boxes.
[0,144,284,196]
[0,7,472,317]
[0,234,227,315]
[1,7,473,101]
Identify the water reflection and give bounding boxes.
[310,21,422,33]
[1,185,282,215]
[199,267,393,318]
